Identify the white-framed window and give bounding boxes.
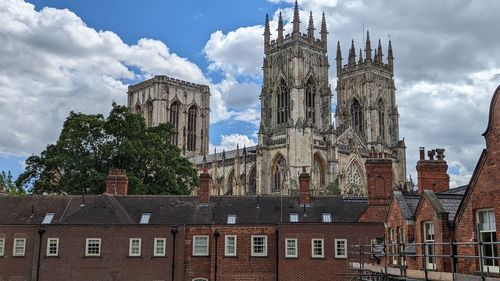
[251,235,268,257]
[42,213,55,224]
[140,213,151,224]
[389,228,397,265]
[224,235,237,256]
[289,213,299,222]
[85,238,101,257]
[398,227,405,266]
[423,221,435,270]
[285,238,298,258]
[154,238,166,257]
[129,238,141,256]
[477,209,499,273]
[13,238,26,256]
[322,213,332,223]
[46,238,59,256]
[335,239,347,258]
[227,214,236,224]
[193,235,209,256]
[0,238,4,256]
[311,238,324,258]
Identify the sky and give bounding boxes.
[0,0,499,187]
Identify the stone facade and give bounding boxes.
[128,75,210,158]
[195,2,407,198]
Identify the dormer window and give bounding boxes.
[322,213,332,223]
[290,213,299,223]
[140,213,151,224]
[42,213,55,224]
[227,214,236,224]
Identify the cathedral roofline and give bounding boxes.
[128,75,210,93]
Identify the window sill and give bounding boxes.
[312,256,325,259]
[251,255,268,258]
[44,255,59,258]
[223,255,238,258]
[285,256,298,259]
[151,255,167,258]
[127,255,142,258]
[83,255,101,258]
[192,255,210,258]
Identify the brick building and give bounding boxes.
[381,85,500,279]
[0,163,386,281]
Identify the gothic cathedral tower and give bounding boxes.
[335,32,407,190]
[257,2,334,194]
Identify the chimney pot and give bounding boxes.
[419,147,425,160]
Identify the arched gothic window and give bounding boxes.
[248,166,256,195]
[305,78,316,124]
[226,169,234,195]
[187,106,197,151]
[313,153,325,187]
[378,99,385,141]
[134,104,142,115]
[345,161,366,197]
[277,79,289,124]
[146,102,153,127]
[351,99,363,135]
[272,154,287,193]
[169,101,181,146]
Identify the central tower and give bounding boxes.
[257,2,333,194]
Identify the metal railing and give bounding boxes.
[349,239,500,281]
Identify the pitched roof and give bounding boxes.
[392,191,420,220]
[0,194,368,225]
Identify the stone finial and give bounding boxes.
[365,30,372,62]
[307,11,315,39]
[264,14,271,50]
[277,12,284,44]
[292,0,300,36]
[320,12,328,48]
[387,40,394,71]
[348,40,356,66]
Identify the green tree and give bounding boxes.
[16,103,198,195]
[0,170,25,194]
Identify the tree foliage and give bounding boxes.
[16,103,198,195]
[0,171,25,194]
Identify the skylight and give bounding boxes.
[227,214,236,224]
[42,213,55,224]
[290,213,299,222]
[322,213,332,223]
[140,213,151,224]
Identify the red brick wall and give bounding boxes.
[278,223,384,281]
[454,87,500,275]
[185,225,277,281]
[416,160,449,193]
[414,195,453,272]
[0,226,37,281]
[0,225,185,281]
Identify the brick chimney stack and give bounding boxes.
[416,147,450,193]
[299,167,311,205]
[198,166,211,205]
[365,153,393,206]
[105,169,128,195]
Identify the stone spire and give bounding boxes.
[292,0,300,38]
[365,30,372,63]
[320,12,328,49]
[387,40,394,72]
[348,40,356,66]
[358,48,363,65]
[376,39,383,64]
[336,41,342,73]
[277,12,284,44]
[307,11,315,40]
[264,14,271,51]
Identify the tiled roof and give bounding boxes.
[393,192,420,220]
[0,195,368,225]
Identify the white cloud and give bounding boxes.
[204,25,264,77]
[0,0,224,156]
[210,134,258,152]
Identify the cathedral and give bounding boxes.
[128,1,407,197]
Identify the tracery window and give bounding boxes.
[187,105,197,151]
[272,154,286,193]
[351,99,363,135]
[169,101,181,146]
[146,102,153,127]
[305,78,316,124]
[277,79,289,125]
[313,154,325,187]
[378,99,385,141]
[345,161,365,197]
[248,166,256,195]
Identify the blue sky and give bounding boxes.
[1,0,499,187]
